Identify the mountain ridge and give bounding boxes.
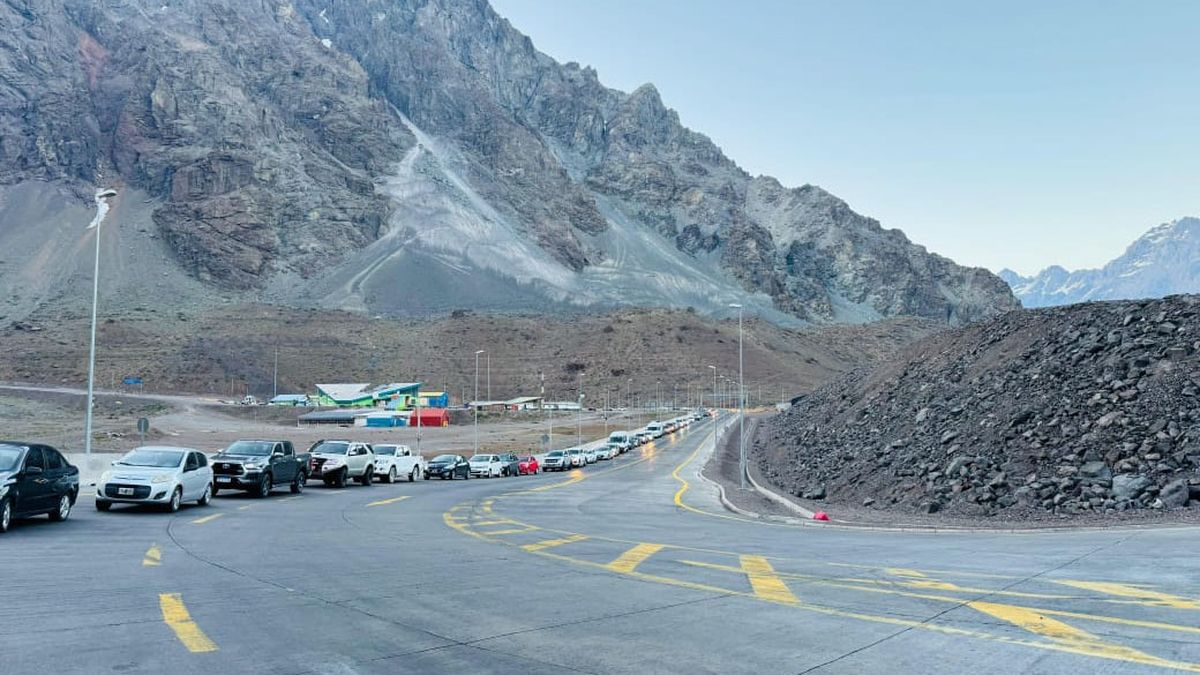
[1001,217,1200,307]
[0,0,1018,326]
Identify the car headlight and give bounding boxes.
[243,463,259,471]
[325,457,343,465]
[151,473,172,484]
[100,470,114,483]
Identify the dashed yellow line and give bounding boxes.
[143,544,162,567]
[483,527,540,535]
[191,513,223,525]
[366,496,411,507]
[523,534,589,552]
[740,555,798,604]
[606,543,664,574]
[159,593,218,653]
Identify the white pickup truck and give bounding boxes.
[372,444,426,483]
[307,440,375,488]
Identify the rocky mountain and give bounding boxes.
[1000,217,1200,308]
[0,0,1018,326]
[755,295,1200,519]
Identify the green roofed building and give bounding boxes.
[315,383,421,408]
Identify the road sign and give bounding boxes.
[123,377,143,386]
[137,417,150,433]
[541,434,550,449]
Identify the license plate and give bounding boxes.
[217,477,232,483]
[118,487,135,496]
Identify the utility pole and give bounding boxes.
[673,383,678,411]
[486,352,491,401]
[576,373,583,447]
[272,346,279,399]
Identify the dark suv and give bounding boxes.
[211,440,309,497]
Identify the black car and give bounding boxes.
[499,453,521,477]
[0,442,80,533]
[425,454,470,480]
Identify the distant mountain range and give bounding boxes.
[1000,217,1200,308]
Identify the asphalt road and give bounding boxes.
[2,415,1199,674]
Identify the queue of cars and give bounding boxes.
[0,410,711,532]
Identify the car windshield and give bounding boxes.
[312,442,349,455]
[375,445,397,456]
[118,449,184,468]
[432,454,457,463]
[226,441,274,456]
[470,455,494,462]
[547,451,564,457]
[0,445,23,471]
[520,456,534,462]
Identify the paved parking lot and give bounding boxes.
[3,415,1199,674]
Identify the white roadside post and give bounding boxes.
[730,303,746,489]
[84,188,118,455]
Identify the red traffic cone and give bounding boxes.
[812,511,830,521]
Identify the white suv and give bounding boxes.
[308,440,375,488]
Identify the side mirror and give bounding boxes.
[272,450,284,458]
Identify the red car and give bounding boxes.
[518,455,540,475]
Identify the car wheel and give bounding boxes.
[49,494,72,522]
[95,500,112,512]
[361,468,373,486]
[336,468,349,488]
[256,474,272,498]
[424,472,430,480]
[291,472,305,494]
[387,467,396,484]
[197,483,212,506]
[410,467,418,482]
[166,487,183,513]
[0,498,11,533]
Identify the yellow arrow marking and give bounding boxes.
[740,555,798,604]
[143,544,162,567]
[523,534,589,552]
[884,567,927,578]
[606,543,664,574]
[366,496,411,507]
[967,601,1196,670]
[1052,580,1200,610]
[159,593,218,653]
[191,514,223,525]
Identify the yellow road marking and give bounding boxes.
[740,555,798,604]
[523,534,589,552]
[237,505,255,511]
[968,601,1197,671]
[191,514,223,525]
[366,496,411,507]
[143,544,162,567]
[885,567,926,578]
[1052,580,1200,609]
[159,593,218,653]
[678,559,1200,636]
[482,527,539,535]
[606,543,665,574]
[472,519,513,526]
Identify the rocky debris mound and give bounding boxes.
[756,296,1200,518]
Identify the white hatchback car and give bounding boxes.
[469,454,504,478]
[96,446,213,513]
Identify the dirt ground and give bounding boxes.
[0,384,649,458]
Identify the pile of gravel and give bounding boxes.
[755,295,1200,519]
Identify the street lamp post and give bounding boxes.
[474,350,484,454]
[730,303,746,490]
[84,188,118,455]
[708,365,717,410]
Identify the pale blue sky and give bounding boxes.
[491,0,1199,275]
